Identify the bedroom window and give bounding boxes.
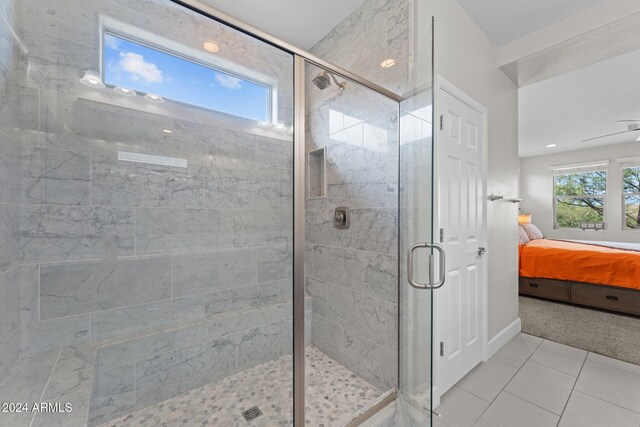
[553,169,607,228]
[623,165,640,230]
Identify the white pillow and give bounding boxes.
[521,223,543,240]
[518,226,530,244]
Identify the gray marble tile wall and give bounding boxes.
[88,296,311,425]
[0,0,22,382]
[9,0,296,381]
[304,62,400,391]
[311,0,410,96]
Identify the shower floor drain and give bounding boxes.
[242,406,263,421]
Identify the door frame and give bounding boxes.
[433,75,489,405]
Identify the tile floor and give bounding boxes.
[99,346,384,427]
[434,333,640,427]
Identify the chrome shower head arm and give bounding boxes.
[329,72,347,91]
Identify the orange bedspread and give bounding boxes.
[519,239,640,290]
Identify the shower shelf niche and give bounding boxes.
[308,147,326,199]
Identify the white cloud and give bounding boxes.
[104,34,121,50]
[118,52,163,84]
[215,73,242,90]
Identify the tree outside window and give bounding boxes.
[623,166,640,230]
[554,170,606,228]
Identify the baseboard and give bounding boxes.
[485,317,521,360]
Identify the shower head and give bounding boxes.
[312,70,346,91]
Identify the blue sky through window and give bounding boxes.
[103,33,270,122]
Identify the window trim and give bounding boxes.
[98,15,278,124]
[621,163,640,231]
[552,167,607,230]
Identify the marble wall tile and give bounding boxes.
[0,130,20,205]
[305,244,364,291]
[254,137,294,179]
[386,302,398,353]
[237,319,292,371]
[40,93,173,155]
[342,208,398,254]
[326,144,388,185]
[134,336,236,408]
[204,178,279,210]
[311,314,341,362]
[338,326,397,391]
[172,249,258,297]
[135,208,233,255]
[305,209,343,247]
[96,323,208,371]
[21,314,91,354]
[20,0,91,46]
[0,329,19,383]
[19,145,90,206]
[364,252,398,303]
[257,244,292,283]
[207,303,287,339]
[43,345,97,400]
[233,209,292,247]
[203,283,279,316]
[0,58,19,142]
[89,364,135,426]
[90,299,174,342]
[0,202,19,272]
[19,205,135,263]
[0,266,20,344]
[91,153,204,208]
[306,278,386,346]
[40,256,171,320]
[20,27,96,95]
[18,264,39,337]
[171,294,205,323]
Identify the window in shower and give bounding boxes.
[102,32,272,122]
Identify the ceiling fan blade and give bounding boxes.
[582,130,633,142]
[615,120,640,123]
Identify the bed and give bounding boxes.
[519,238,640,316]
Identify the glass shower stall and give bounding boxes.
[0,0,438,425]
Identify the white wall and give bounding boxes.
[428,0,520,339]
[520,141,640,243]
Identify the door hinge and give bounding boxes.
[439,228,444,243]
[439,114,444,130]
[440,341,444,357]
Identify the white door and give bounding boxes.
[437,86,485,394]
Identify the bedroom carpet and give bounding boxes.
[520,296,640,366]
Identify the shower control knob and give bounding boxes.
[333,206,350,230]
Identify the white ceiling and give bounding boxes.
[519,48,640,158]
[457,0,607,46]
[200,0,366,50]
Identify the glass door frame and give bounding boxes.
[171,1,415,425]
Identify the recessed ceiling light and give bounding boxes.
[546,144,557,148]
[162,129,172,134]
[144,93,164,103]
[203,41,220,53]
[79,70,105,89]
[380,59,396,68]
[114,86,136,96]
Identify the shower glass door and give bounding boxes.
[302,59,401,425]
[398,13,437,426]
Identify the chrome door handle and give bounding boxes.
[407,242,446,289]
